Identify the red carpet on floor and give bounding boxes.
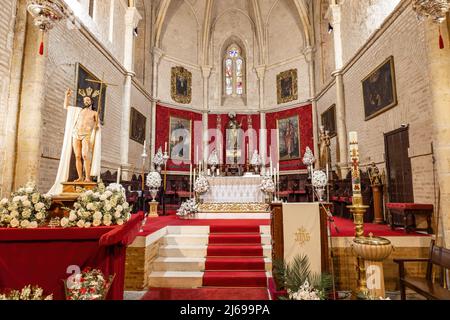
[207,245,263,257]
[209,234,261,244]
[330,216,429,237]
[203,271,268,287]
[203,224,267,288]
[205,257,265,271]
[141,287,269,300]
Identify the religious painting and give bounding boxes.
[277,69,298,104]
[277,115,300,161]
[169,116,191,162]
[129,107,146,145]
[75,63,107,124]
[321,104,337,137]
[171,66,192,104]
[362,56,398,120]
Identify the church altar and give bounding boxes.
[201,175,265,203]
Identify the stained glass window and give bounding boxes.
[223,44,245,96]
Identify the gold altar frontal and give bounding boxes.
[198,202,270,213]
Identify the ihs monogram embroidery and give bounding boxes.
[294,227,311,247]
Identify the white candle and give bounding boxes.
[143,139,146,151]
[216,168,220,176]
[189,164,192,192]
[207,168,211,176]
[117,167,121,184]
[349,131,358,143]
[165,141,168,152]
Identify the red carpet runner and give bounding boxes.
[203,224,267,288]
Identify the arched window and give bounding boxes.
[224,44,245,96]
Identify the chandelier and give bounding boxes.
[26,0,66,55]
[413,0,450,23]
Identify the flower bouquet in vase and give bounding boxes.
[311,170,328,202]
[194,174,209,203]
[260,176,275,203]
[0,285,53,300]
[65,268,115,300]
[251,150,262,174]
[146,171,162,202]
[152,147,165,173]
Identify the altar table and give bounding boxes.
[202,175,265,203]
[0,212,144,300]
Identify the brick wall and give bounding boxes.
[0,0,17,197]
[316,5,435,206]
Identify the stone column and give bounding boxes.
[150,47,164,163]
[202,66,212,164]
[120,7,142,181]
[14,17,48,189]
[333,70,348,178]
[259,112,267,166]
[329,3,348,178]
[424,21,450,247]
[255,65,267,166]
[303,46,319,167]
[1,0,27,197]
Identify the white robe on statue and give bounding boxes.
[47,106,102,196]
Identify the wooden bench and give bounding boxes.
[387,203,433,234]
[394,240,450,300]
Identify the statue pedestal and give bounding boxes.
[62,182,97,194]
[148,201,159,218]
[50,182,99,218]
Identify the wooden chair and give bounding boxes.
[394,240,450,300]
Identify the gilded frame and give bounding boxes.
[171,66,192,104]
[277,69,298,105]
[362,56,398,121]
[169,116,192,162]
[129,107,146,145]
[276,114,301,161]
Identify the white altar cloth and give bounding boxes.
[201,175,265,203]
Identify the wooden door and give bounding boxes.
[384,127,414,203]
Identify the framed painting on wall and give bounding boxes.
[171,66,192,104]
[129,107,146,145]
[75,63,107,124]
[277,69,298,104]
[277,115,300,161]
[362,56,398,120]
[321,104,337,137]
[169,116,192,162]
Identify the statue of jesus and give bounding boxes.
[47,88,102,195]
[65,88,99,182]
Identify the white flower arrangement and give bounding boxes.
[302,146,316,166]
[288,280,322,300]
[0,182,51,229]
[146,171,162,189]
[176,198,199,217]
[194,174,209,194]
[260,176,275,194]
[152,147,165,167]
[228,111,236,118]
[61,183,131,228]
[312,170,328,188]
[250,150,261,166]
[208,150,219,167]
[0,285,53,300]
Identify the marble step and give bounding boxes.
[152,257,273,272]
[159,244,272,258]
[165,225,271,235]
[163,234,271,246]
[148,271,203,288]
[153,257,206,272]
